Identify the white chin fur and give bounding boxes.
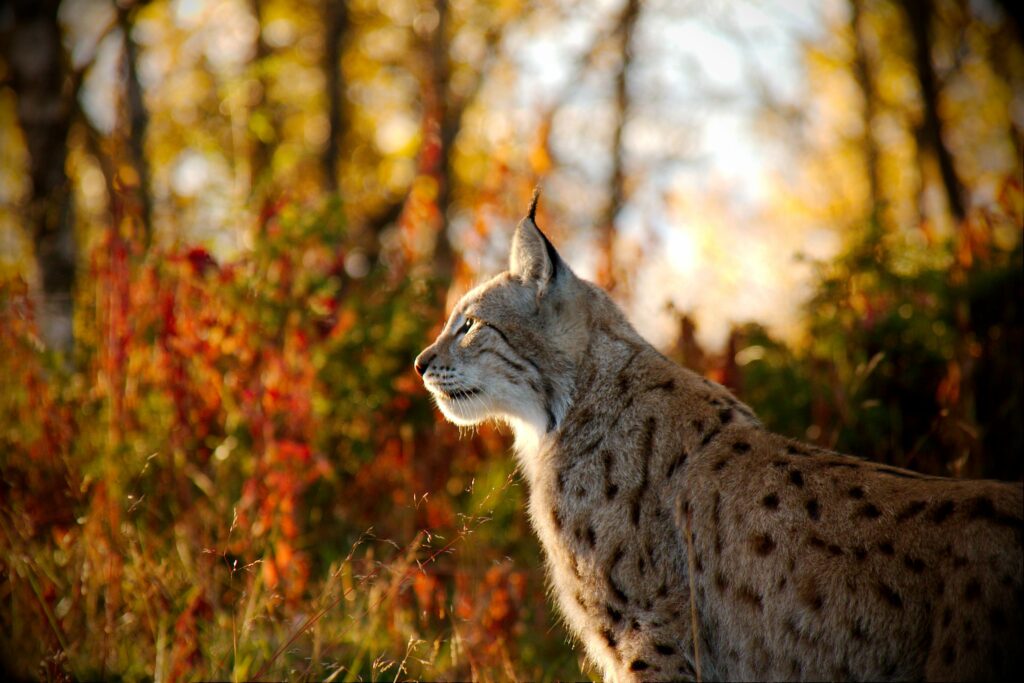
[435,394,488,426]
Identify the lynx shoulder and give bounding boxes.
[415,199,1023,682]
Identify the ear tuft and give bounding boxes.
[509,192,562,295]
[527,187,540,223]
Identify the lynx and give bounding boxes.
[414,195,1023,682]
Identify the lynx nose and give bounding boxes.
[414,350,436,377]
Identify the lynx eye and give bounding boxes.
[457,317,474,336]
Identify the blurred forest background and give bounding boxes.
[0,0,1021,679]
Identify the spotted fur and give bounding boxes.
[415,204,1023,682]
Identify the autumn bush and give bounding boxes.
[0,200,585,681]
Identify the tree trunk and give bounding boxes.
[849,0,882,233]
[249,0,276,197]
[322,0,348,193]
[118,1,154,247]
[597,0,640,291]
[904,0,967,223]
[2,0,76,354]
[429,0,455,283]
[903,0,980,477]
[415,0,506,285]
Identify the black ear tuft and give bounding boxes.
[527,187,541,223]
[509,186,576,298]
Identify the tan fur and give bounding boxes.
[415,210,1024,682]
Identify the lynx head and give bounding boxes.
[415,194,594,449]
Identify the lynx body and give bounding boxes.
[414,202,1023,681]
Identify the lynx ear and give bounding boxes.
[509,190,563,295]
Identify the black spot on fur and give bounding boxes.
[896,500,927,522]
[586,526,596,549]
[608,576,629,604]
[719,408,734,424]
[852,546,868,561]
[551,507,562,531]
[876,582,903,609]
[847,486,865,499]
[990,607,1007,629]
[827,543,843,556]
[736,585,764,611]
[798,583,823,611]
[630,660,650,671]
[930,500,955,523]
[655,643,676,656]
[602,602,618,626]
[789,659,803,677]
[630,497,642,526]
[786,444,806,455]
[966,496,996,520]
[878,540,895,555]
[904,556,926,573]
[751,533,776,556]
[857,503,882,519]
[641,417,656,456]
[732,441,751,453]
[603,451,618,500]
[700,427,721,447]
[789,469,805,488]
[712,458,728,472]
[762,493,779,510]
[649,379,675,393]
[692,418,704,434]
[964,578,982,602]
[665,449,687,478]
[714,572,729,592]
[942,643,956,665]
[602,629,617,647]
[805,498,820,520]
